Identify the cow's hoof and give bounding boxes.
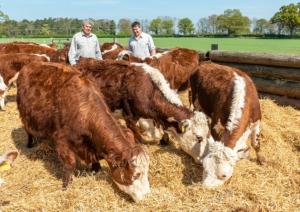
[160,133,170,146]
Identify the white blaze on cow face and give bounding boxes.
[201,140,238,188]
[226,73,246,133]
[136,118,164,141]
[176,111,211,163]
[102,44,118,55]
[116,50,132,60]
[113,151,150,202]
[132,63,183,107]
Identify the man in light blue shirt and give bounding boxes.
[68,20,102,65]
[128,21,156,59]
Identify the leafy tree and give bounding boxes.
[208,15,218,34]
[161,19,174,35]
[117,18,131,36]
[41,23,51,35]
[254,19,270,34]
[217,9,250,35]
[197,18,209,34]
[149,18,162,35]
[178,18,194,35]
[0,9,8,23]
[270,3,300,36]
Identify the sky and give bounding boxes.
[1,0,299,23]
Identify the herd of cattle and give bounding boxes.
[0,41,265,202]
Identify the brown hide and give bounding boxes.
[0,43,56,56]
[0,53,48,85]
[76,58,192,128]
[101,42,125,60]
[190,61,261,148]
[17,61,145,187]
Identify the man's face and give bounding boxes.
[82,23,92,35]
[132,26,142,37]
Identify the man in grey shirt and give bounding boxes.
[68,20,102,65]
[128,21,156,59]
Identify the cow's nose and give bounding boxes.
[197,136,203,143]
[218,174,227,180]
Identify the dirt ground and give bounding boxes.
[0,87,299,211]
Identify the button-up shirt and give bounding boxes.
[128,32,155,59]
[68,32,102,65]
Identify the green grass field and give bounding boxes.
[1,37,300,55]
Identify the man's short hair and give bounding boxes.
[82,19,94,27]
[131,21,141,28]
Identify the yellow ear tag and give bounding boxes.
[181,125,186,133]
[0,161,11,171]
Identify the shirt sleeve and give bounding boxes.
[128,38,133,51]
[95,38,102,60]
[68,35,77,65]
[148,35,156,51]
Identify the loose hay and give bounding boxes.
[0,87,299,211]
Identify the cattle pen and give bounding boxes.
[0,41,299,211]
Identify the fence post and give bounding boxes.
[211,44,218,51]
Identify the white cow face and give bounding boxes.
[136,118,164,142]
[201,140,238,188]
[111,148,150,202]
[0,150,18,186]
[177,111,211,163]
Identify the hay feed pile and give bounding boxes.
[0,87,299,211]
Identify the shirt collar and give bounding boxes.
[134,32,145,40]
[81,31,92,37]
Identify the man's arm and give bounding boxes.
[148,35,156,56]
[68,36,77,65]
[95,38,102,60]
[128,37,133,52]
[150,48,156,56]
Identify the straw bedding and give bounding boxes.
[0,88,299,211]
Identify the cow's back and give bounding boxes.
[17,62,81,137]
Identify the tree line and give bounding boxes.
[0,3,299,37]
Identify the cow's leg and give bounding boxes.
[124,116,146,144]
[160,132,170,146]
[91,162,101,172]
[250,121,265,165]
[55,132,76,189]
[122,99,147,143]
[27,133,35,148]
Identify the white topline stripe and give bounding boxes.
[102,44,118,55]
[226,73,246,133]
[131,63,183,107]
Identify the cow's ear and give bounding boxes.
[178,120,191,133]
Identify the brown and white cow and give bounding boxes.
[76,58,211,163]
[17,62,150,202]
[106,45,200,92]
[10,41,57,49]
[0,42,56,57]
[190,61,264,188]
[0,53,49,110]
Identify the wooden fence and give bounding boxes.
[207,51,300,108]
